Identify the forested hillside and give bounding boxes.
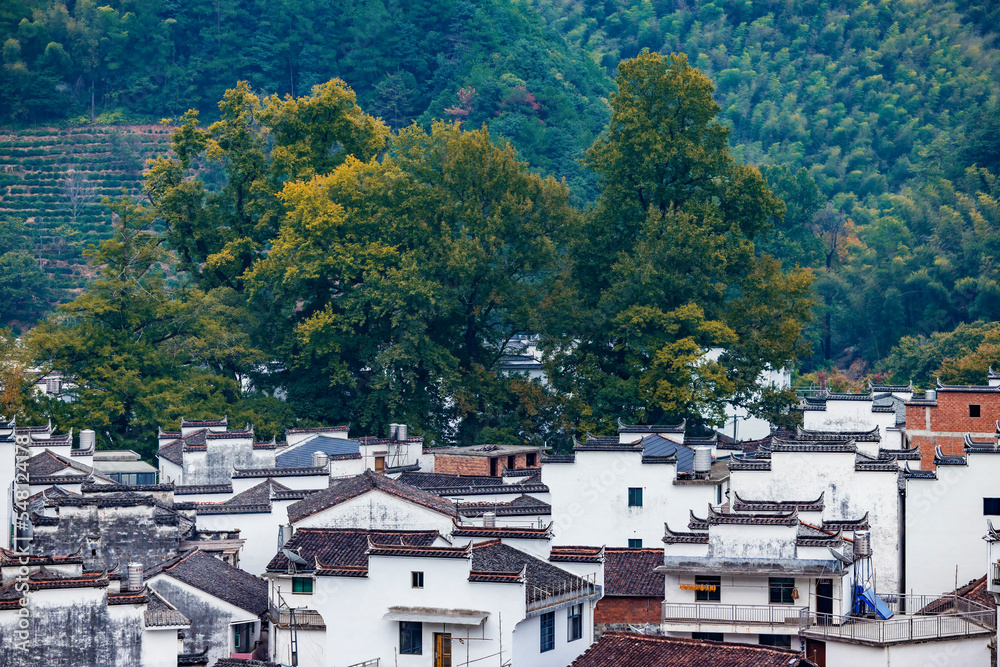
[0,0,612,197]
[525,0,1000,371]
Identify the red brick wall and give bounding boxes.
[905,391,1000,469]
[434,454,492,476]
[594,596,662,624]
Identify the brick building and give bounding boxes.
[430,444,542,476]
[593,547,665,630]
[904,371,1000,469]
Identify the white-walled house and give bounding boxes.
[193,478,313,575]
[147,548,269,665]
[727,429,905,592]
[265,529,602,667]
[285,469,458,533]
[543,427,728,549]
[799,385,911,450]
[904,433,1000,595]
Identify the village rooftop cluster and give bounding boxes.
[2,369,1000,666]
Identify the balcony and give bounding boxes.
[662,601,808,627]
[799,594,996,646]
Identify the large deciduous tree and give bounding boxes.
[550,51,813,432]
[248,121,575,445]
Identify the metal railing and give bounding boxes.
[527,574,601,614]
[345,660,379,667]
[662,601,808,626]
[800,610,995,644]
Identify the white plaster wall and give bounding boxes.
[730,450,901,592]
[195,508,281,576]
[905,454,1000,595]
[272,554,529,667]
[544,452,719,549]
[174,490,235,503]
[441,490,551,506]
[328,458,365,478]
[803,399,875,432]
[824,635,990,667]
[158,459,183,485]
[511,601,595,667]
[142,627,182,667]
[707,524,798,559]
[0,442,16,548]
[291,490,455,534]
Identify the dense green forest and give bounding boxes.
[2,0,1000,451]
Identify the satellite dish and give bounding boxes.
[828,547,852,564]
[282,548,308,566]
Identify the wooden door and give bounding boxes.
[374,456,385,472]
[805,639,826,667]
[435,633,452,667]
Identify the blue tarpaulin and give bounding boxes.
[859,586,894,620]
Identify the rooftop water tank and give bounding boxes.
[312,451,329,468]
[693,446,713,473]
[854,531,872,557]
[79,429,96,451]
[397,424,408,441]
[127,562,143,592]
[483,512,496,528]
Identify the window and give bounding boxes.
[759,634,792,648]
[291,577,313,594]
[526,453,537,467]
[412,571,424,588]
[769,577,795,604]
[232,621,254,652]
[567,604,583,642]
[628,539,642,548]
[985,498,1000,515]
[627,487,643,507]
[970,404,981,418]
[695,575,721,601]
[400,621,422,655]
[692,632,724,642]
[540,612,555,652]
[716,485,723,505]
[507,455,516,469]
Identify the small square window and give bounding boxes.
[695,575,721,601]
[628,539,642,548]
[412,571,424,588]
[540,611,555,652]
[627,487,643,507]
[970,404,981,418]
[984,498,1000,515]
[291,577,313,594]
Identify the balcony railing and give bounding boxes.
[662,601,808,626]
[799,594,996,646]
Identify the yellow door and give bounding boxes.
[435,633,452,667]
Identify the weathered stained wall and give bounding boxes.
[149,576,258,666]
[32,503,185,570]
[0,588,143,667]
[292,491,454,534]
[182,440,276,486]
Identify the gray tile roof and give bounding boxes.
[286,470,457,524]
[604,548,664,597]
[152,549,267,615]
[469,540,597,604]
[265,528,439,574]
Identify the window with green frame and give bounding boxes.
[292,576,313,594]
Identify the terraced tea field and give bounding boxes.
[0,125,176,298]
